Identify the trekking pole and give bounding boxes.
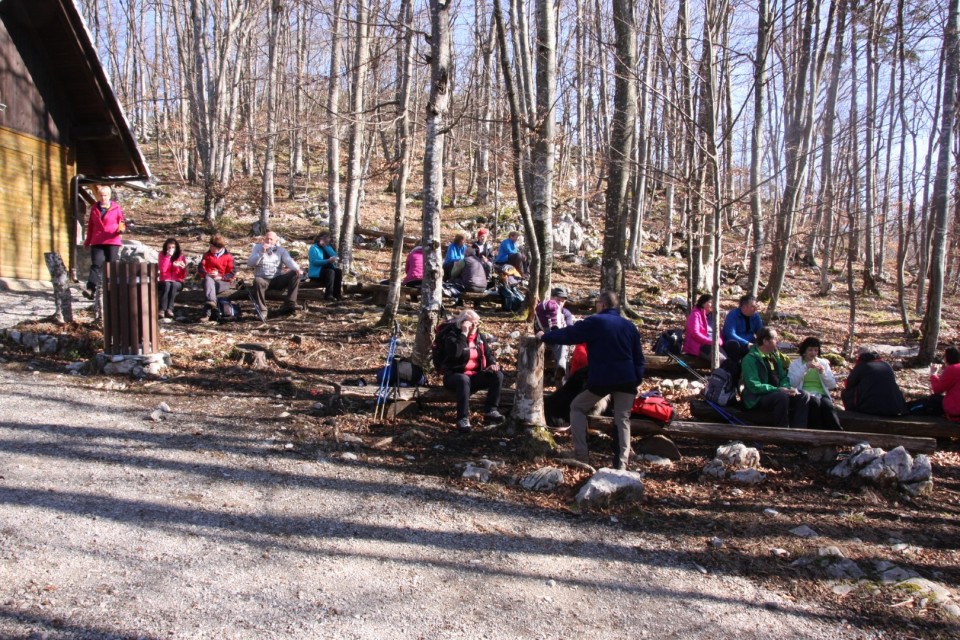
[666,352,709,383]
[389,321,401,422]
[704,398,749,426]
[374,331,399,421]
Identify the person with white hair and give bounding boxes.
[437,310,504,432]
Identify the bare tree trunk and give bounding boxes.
[919,0,959,364]
[511,336,545,427]
[748,0,771,297]
[378,0,415,328]
[339,0,371,274]
[600,0,637,296]
[413,0,453,367]
[327,0,344,242]
[259,0,284,231]
[531,0,556,299]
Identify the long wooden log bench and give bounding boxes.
[689,399,958,440]
[587,416,937,453]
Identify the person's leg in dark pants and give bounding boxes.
[331,267,343,298]
[443,372,472,421]
[87,245,120,293]
[752,391,790,427]
[317,268,335,299]
[809,394,842,430]
[787,391,812,428]
[266,271,300,308]
[468,369,504,415]
[159,281,181,314]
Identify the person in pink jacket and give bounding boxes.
[682,294,724,361]
[82,184,126,298]
[930,346,960,420]
[157,238,187,319]
[402,244,424,287]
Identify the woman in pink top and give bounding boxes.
[930,346,960,420]
[82,184,126,298]
[682,294,724,361]
[403,244,424,287]
[158,238,187,319]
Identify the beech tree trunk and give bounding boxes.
[510,336,545,427]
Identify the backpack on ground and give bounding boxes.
[499,284,524,312]
[375,356,426,388]
[704,367,736,406]
[653,329,684,356]
[430,320,459,373]
[630,390,674,425]
[217,297,242,322]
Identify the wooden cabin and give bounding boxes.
[0,0,148,281]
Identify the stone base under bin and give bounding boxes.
[95,352,171,377]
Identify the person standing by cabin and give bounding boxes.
[537,291,645,469]
[82,184,126,299]
[788,337,841,430]
[157,238,187,320]
[740,327,812,428]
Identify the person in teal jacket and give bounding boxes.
[740,327,811,428]
[308,231,342,300]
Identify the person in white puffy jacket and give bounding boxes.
[788,337,841,430]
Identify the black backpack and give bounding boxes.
[704,367,736,406]
[653,329,684,356]
[216,297,242,322]
[430,321,458,373]
[375,356,426,387]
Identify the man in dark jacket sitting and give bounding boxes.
[451,247,489,294]
[841,349,907,416]
[537,291,645,469]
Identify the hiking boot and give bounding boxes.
[483,409,505,424]
[81,288,94,300]
[456,418,471,432]
[277,303,299,316]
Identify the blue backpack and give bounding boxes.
[499,284,524,312]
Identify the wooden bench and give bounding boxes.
[689,400,958,440]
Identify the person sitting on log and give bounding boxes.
[451,246,489,295]
[841,348,907,416]
[741,327,811,428]
[157,237,187,320]
[535,287,575,382]
[442,233,467,281]
[199,234,235,321]
[494,230,529,276]
[682,293,725,362]
[537,291,644,469]
[247,230,301,318]
[788,337,841,430]
[403,242,424,288]
[438,310,504,432]
[472,228,494,276]
[909,346,960,420]
[308,231,343,300]
[721,294,763,362]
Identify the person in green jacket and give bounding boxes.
[740,327,811,428]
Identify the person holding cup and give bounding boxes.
[788,337,841,430]
[199,234,236,319]
[247,230,301,318]
[157,237,187,319]
[308,231,343,300]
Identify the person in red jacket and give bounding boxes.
[82,184,126,298]
[932,347,960,420]
[157,238,187,319]
[199,234,235,318]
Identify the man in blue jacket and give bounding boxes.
[721,294,764,362]
[537,291,645,469]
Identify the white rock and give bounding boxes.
[818,546,845,558]
[575,468,644,509]
[715,442,760,469]
[897,578,951,603]
[66,361,87,372]
[670,296,689,310]
[520,467,564,491]
[730,469,766,484]
[701,459,727,479]
[279,411,291,418]
[858,458,897,482]
[689,381,704,391]
[638,454,673,468]
[901,480,933,496]
[462,464,490,483]
[941,602,960,618]
[709,537,724,547]
[882,447,913,478]
[149,409,163,422]
[790,525,819,538]
[849,446,884,469]
[763,508,780,517]
[340,452,358,461]
[661,379,675,389]
[509,331,521,339]
[771,548,789,557]
[673,379,689,390]
[902,455,932,483]
[111,354,126,363]
[158,402,172,413]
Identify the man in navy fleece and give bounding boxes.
[537,291,645,469]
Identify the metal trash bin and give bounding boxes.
[102,262,161,355]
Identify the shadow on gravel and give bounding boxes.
[0,608,157,640]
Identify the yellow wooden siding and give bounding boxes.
[0,127,73,280]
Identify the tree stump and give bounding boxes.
[232,344,273,370]
[44,252,73,324]
[510,335,545,428]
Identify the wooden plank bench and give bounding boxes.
[689,400,958,440]
[587,416,937,453]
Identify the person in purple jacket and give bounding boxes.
[537,291,645,469]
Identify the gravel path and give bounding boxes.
[0,365,858,640]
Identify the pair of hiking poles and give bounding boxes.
[665,352,748,426]
[373,321,402,422]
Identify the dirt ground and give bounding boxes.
[1,180,959,638]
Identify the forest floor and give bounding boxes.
[1,175,959,638]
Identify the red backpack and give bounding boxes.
[631,391,674,426]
